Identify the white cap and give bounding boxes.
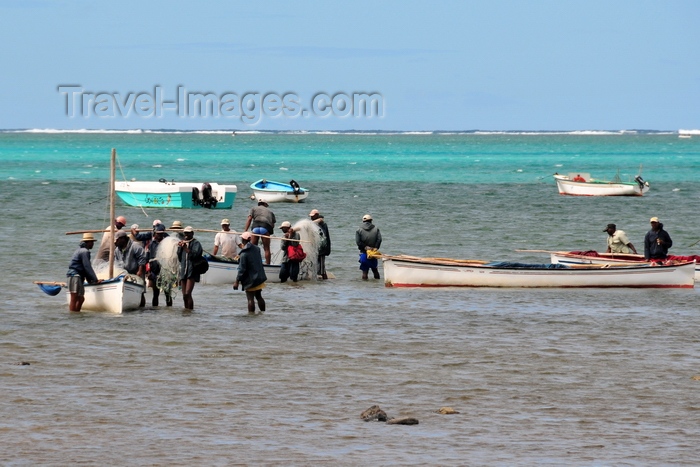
[280,221,292,228]
[362,214,372,222]
[153,219,162,226]
[183,226,194,233]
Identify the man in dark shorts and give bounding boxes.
[243,198,276,264]
[66,233,100,312]
[233,232,267,314]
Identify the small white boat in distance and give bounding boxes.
[554,172,649,196]
[116,179,237,209]
[550,250,700,282]
[382,255,694,288]
[250,179,309,203]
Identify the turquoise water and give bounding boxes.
[2,132,698,184]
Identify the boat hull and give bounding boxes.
[553,174,649,196]
[383,256,695,288]
[66,276,145,313]
[550,251,700,281]
[115,181,237,209]
[250,180,309,203]
[200,258,282,285]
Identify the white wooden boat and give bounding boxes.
[37,149,147,313]
[553,173,649,196]
[66,275,145,313]
[116,179,237,209]
[550,250,700,281]
[250,179,309,203]
[382,255,695,288]
[200,255,282,285]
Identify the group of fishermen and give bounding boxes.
[603,216,673,260]
[65,204,382,313]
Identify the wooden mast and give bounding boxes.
[108,148,116,278]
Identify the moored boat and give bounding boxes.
[382,255,695,288]
[67,275,145,313]
[550,250,700,281]
[116,179,237,209]
[200,255,282,285]
[553,172,649,196]
[250,179,309,203]
[37,149,147,313]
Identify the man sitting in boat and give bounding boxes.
[603,223,638,254]
[572,174,586,182]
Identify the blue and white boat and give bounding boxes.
[115,179,237,209]
[250,179,309,203]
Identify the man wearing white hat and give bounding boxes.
[233,231,267,314]
[177,226,204,310]
[310,209,331,280]
[66,233,100,312]
[356,214,382,280]
[279,221,302,283]
[213,218,242,259]
[644,217,673,261]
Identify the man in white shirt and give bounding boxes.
[604,223,638,254]
[213,218,242,259]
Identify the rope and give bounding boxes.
[115,153,149,218]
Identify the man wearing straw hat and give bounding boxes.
[66,233,100,312]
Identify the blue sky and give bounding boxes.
[1,0,698,131]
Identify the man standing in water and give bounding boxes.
[233,232,267,314]
[356,214,382,280]
[96,215,127,263]
[177,226,204,310]
[66,233,100,312]
[310,209,331,280]
[213,218,241,259]
[243,199,276,265]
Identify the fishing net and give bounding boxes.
[292,219,321,281]
[155,236,181,297]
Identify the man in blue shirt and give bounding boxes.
[66,233,100,312]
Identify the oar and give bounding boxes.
[515,249,563,254]
[33,281,66,296]
[195,228,312,243]
[385,254,489,264]
[688,238,700,248]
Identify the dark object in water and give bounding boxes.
[387,417,419,425]
[361,405,387,422]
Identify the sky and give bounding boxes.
[0,0,698,132]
